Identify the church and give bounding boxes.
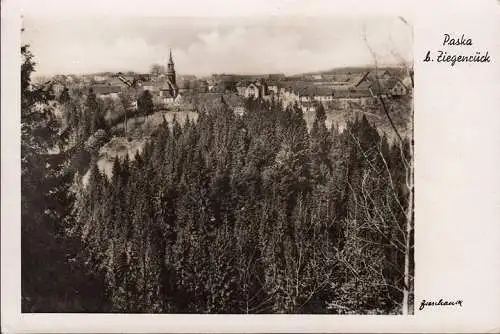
[159,49,180,104]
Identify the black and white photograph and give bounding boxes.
[19,15,415,315]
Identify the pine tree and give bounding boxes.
[21,45,108,312]
[138,89,154,119]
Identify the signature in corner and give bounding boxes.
[419,299,463,311]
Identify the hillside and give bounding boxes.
[87,91,411,182]
[83,110,198,183]
[304,95,413,141]
[300,65,408,76]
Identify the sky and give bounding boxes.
[22,16,413,77]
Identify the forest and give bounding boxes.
[21,45,414,315]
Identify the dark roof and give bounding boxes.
[369,78,401,94]
[265,80,280,86]
[294,85,335,97]
[93,85,122,95]
[301,101,318,107]
[160,90,176,98]
[237,80,252,87]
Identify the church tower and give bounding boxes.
[166,49,176,86]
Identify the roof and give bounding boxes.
[237,80,252,87]
[368,78,406,95]
[179,81,190,89]
[160,90,176,98]
[353,71,372,87]
[378,69,393,77]
[93,85,122,95]
[266,80,280,86]
[301,101,318,107]
[159,81,178,93]
[372,78,398,90]
[294,85,335,97]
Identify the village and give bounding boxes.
[47,49,413,118]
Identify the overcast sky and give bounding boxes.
[22,16,412,77]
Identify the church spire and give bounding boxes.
[166,48,177,89]
[168,48,174,65]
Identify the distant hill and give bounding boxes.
[296,65,408,77]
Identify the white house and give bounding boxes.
[244,83,261,99]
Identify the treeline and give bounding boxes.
[73,98,414,314]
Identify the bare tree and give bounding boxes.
[361,19,414,315]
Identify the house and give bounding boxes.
[159,89,180,104]
[313,87,335,102]
[244,82,263,99]
[278,85,300,108]
[368,78,408,97]
[93,85,122,99]
[236,80,251,96]
[266,80,280,94]
[107,76,128,87]
[93,75,107,84]
[295,85,334,103]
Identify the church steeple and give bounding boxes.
[166,48,176,86]
[168,49,174,65]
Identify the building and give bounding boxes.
[244,82,263,99]
[368,78,408,98]
[266,80,279,94]
[93,85,122,99]
[165,49,179,98]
